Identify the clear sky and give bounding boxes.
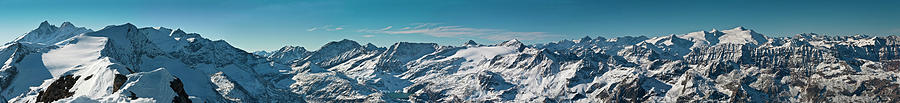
[1,0,899,51]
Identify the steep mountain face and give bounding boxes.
[12,21,93,45]
[0,22,296,102]
[266,27,900,102]
[265,46,310,64]
[1,22,899,102]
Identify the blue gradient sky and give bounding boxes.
[1,0,899,51]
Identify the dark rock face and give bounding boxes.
[128,91,138,100]
[83,75,93,80]
[860,79,900,102]
[5,23,900,102]
[605,77,649,102]
[36,75,79,103]
[0,67,17,91]
[112,74,127,93]
[169,78,191,103]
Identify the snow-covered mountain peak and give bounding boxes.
[103,23,136,29]
[150,27,169,31]
[646,34,691,46]
[37,21,55,31]
[718,26,767,45]
[276,46,309,56]
[464,40,479,46]
[4,22,900,103]
[3,22,301,102]
[172,29,187,35]
[677,26,767,46]
[391,42,437,48]
[59,22,75,28]
[13,21,93,45]
[168,29,204,40]
[574,36,593,43]
[88,23,139,37]
[795,33,820,39]
[498,39,523,47]
[266,46,310,64]
[319,39,362,51]
[365,43,380,50]
[281,46,306,51]
[377,42,438,72]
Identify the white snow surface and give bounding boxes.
[1,22,899,103]
[42,35,107,78]
[443,46,516,62]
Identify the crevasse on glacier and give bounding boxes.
[1,22,899,102]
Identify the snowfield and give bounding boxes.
[0,22,899,102]
[443,46,516,62]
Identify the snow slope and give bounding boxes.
[1,22,297,102]
[267,26,900,102]
[1,22,899,102]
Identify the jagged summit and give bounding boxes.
[677,26,767,46]
[498,39,523,47]
[34,21,58,34]
[60,22,75,28]
[83,23,143,45]
[718,26,767,45]
[365,43,379,50]
[318,39,362,51]
[463,40,479,46]
[580,36,593,41]
[3,22,899,103]
[38,21,52,27]
[576,36,593,43]
[795,33,821,39]
[281,46,306,51]
[12,21,93,45]
[266,46,310,63]
[173,29,187,34]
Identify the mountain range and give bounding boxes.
[1,22,898,102]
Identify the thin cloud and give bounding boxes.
[359,23,557,40]
[362,35,375,37]
[328,27,344,31]
[380,26,393,31]
[308,25,345,31]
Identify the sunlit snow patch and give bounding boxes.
[42,35,107,78]
[442,46,516,62]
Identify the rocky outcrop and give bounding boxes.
[36,75,79,102]
[170,78,191,103]
[2,22,899,102]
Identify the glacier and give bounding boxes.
[0,22,899,102]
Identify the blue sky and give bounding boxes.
[1,0,899,51]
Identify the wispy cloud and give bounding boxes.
[308,25,345,31]
[380,26,393,31]
[359,23,557,40]
[362,35,375,37]
[328,27,344,31]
